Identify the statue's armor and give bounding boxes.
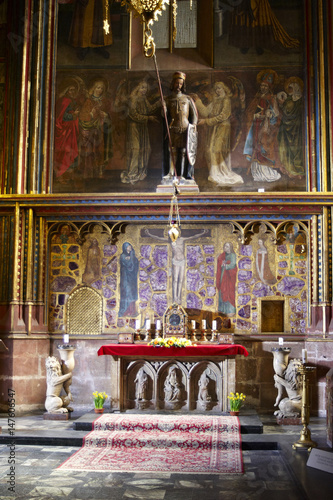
[165,92,198,178]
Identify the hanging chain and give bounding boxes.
[144,26,156,57]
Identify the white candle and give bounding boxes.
[63,334,69,344]
[146,319,151,330]
[135,319,140,330]
[212,320,217,331]
[302,349,307,364]
[279,337,284,346]
[192,320,196,329]
[202,319,206,329]
[156,320,161,331]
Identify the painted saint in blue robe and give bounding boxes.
[119,242,139,317]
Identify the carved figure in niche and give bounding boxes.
[69,0,113,61]
[216,242,237,316]
[256,238,276,285]
[227,0,299,55]
[119,242,139,317]
[163,71,198,181]
[194,81,244,187]
[53,224,76,244]
[272,349,302,418]
[198,369,212,402]
[82,238,101,284]
[164,366,181,402]
[144,228,208,304]
[134,367,148,402]
[78,78,112,179]
[243,69,282,183]
[120,80,160,185]
[277,77,304,179]
[45,356,73,413]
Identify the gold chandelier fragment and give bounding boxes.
[118,0,192,57]
[168,178,181,242]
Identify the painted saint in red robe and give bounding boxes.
[54,83,80,178]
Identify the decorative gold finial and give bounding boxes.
[122,0,181,57]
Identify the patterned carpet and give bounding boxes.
[58,414,243,474]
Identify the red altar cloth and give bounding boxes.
[98,344,249,357]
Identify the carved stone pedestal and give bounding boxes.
[43,412,70,421]
[276,417,301,426]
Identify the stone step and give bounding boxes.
[0,410,272,449]
[72,410,264,435]
[0,432,278,450]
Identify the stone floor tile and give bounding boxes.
[164,489,194,500]
[123,487,166,499]
[25,486,74,497]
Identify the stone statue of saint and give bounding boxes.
[198,369,212,402]
[134,367,148,402]
[164,366,181,402]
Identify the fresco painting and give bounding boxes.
[54,0,305,193]
[57,1,129,68]
[48,222,308,335]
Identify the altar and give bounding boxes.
[98,344,249,413]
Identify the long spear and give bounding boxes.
[152,52,176,178]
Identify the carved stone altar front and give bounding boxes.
[109,355,236,413]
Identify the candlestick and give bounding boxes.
[134,319,141,341]
[190,320,196,341]
[302,348,307,364]
[292,365,317,451]
[211,320,217,342]
[200,319,207,341]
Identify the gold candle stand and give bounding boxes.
[200,328,207,342]
[292,364,317,451]
[134,328,141,342]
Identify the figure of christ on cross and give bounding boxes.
[144,228,209,305]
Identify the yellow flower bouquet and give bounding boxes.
[227,392,246,411]
[148,337,192,348]
[93,391,108,409]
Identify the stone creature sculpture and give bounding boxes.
[273,355,302,418]
[45,356,73,413]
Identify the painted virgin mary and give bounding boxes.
[119,242,139,317]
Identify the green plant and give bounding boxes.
[227,392,246,411]
[93,391,108,409]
